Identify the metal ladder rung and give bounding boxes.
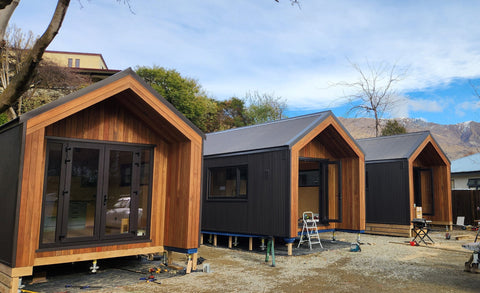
[297,212,323,249]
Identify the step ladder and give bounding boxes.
[297,211,323,249]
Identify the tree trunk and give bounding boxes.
[374,111,379,137]
[0,0,18,41]
[0,0,70,115]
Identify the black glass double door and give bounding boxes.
[41,140,151,246]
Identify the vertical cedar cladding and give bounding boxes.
[0,124,24,266]
[366,160,410,225]
[202,149,290,238]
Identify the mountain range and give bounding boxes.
[338,117,480,161]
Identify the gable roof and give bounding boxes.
[204,111,357,156]
[451,153,480,173]
[357,131,433,162]
[1,68,204,138]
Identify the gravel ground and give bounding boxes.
[23,229,480,293]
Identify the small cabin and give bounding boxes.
[201,112,365,254]
[0,69,203,292]
[357,131,452,237]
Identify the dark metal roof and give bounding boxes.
[357,131,432,162]
[3,68,204,138]
[204,111,334,156]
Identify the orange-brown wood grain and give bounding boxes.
[289,115,365,237]
[14,73,203,271]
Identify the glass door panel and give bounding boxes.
[105,150,133,236]
[137,150,151,236]
[66,147,99,239]
[42,143,63,244]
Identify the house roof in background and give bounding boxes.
[357,131,432,162]
[451,153,480,173]
[204,111,337,156]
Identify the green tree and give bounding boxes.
[215,97,248,130]
[381,119,407,136]
[244,91,287,125]
[136,65,218,132]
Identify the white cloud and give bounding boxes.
[10,0,480,123]
[456,100,480,117]
[390,97,445,118]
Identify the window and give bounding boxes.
[468,178,480,189]
[75,58,80,68]
[208,166,247,199]
[299,169,320,187]
[67,58,73,67]
[40,139,153,248]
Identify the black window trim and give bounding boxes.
[207,165,248,201]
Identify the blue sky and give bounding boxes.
[10,0,480,125]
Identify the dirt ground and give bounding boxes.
[23,229,480,293]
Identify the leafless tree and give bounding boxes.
[336,60,407,137]
[0,0,70,117]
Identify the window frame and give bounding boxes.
[467,178,480,189]
[39,138,154,249]
[207,165,248,200]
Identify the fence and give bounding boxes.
[452,190,480,226]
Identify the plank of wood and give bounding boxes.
[34,246,164,266]
[186,259,192,274]
[167,264,184,271]
[455,235,473,240]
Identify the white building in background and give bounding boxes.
[451,153,480,190]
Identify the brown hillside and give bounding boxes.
[339,117,480,160]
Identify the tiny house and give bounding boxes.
[0,69,203,292]
[201,112,365,254]
[358,131,452,237]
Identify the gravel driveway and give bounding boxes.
[23,229,480,293]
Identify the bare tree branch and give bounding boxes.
[0,0,70,115]
[334,59,407,136]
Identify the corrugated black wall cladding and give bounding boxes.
[202,149,290,237]
[365,160,410,225]
[0,124,23,267]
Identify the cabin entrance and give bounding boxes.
[413,167,434,216]
[298,158,342,225]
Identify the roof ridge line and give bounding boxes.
[357,130,430,141]
[206,111,330,136]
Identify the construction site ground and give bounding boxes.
[22,228,480,293]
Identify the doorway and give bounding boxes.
[413,167,434,216]
[298,158,342,225]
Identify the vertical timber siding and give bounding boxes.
[290,116,365,237]
[14,83,202,268]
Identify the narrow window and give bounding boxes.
[75,58,80,68]
[67,58,73,67]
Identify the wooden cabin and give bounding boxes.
[201,112,365,255]
[357,131,452,237]
[0,68,203,292]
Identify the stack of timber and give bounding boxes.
[365,223,412,237]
